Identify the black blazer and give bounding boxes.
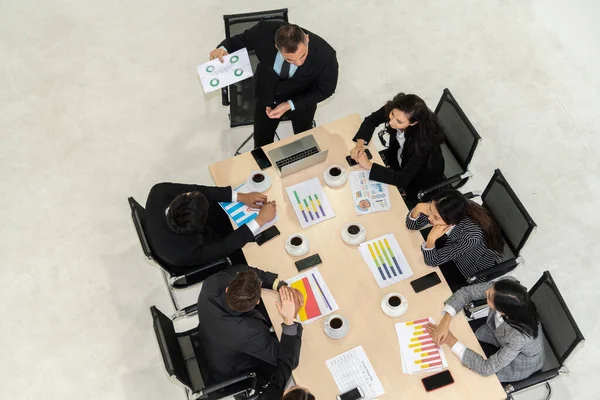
[144,183,254,270]
[257,323,303,400]
[219,21,338,110]
[353,105,445,201]
[197,265,280,382]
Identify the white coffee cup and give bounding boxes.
[381,293,408,318]
[341,222,367,245]
[246,171,272,192]
[324,314,350,339]
[285,234,310,257]
[323,164,347,188]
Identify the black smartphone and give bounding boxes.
[337,387,365,400]
[346,148,373,166]
[251,147,272,170]
[410,272,442,293]
[422,370,454,392]
[295,254,322,272]
[255,226,280,246]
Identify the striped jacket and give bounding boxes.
[405,210,501,279]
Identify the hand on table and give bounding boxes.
[350,141,366,160]
[276,286,297,325]
[255,201,277,226]
[209,48,228,63]
[356,152,373,170]
[291,287,304,317]
[238,192,267,208]
[266,102,291,119]
[425,322,458,347]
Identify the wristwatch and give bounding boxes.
[276,280,288,291]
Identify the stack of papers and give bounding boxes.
[218,182,278,234]
[326,346,385,399]
[396,317,449,374]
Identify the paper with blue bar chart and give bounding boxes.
[285,177,335,228]
[359,234,413,288]
[218,182,278,234]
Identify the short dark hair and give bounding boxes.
[283,388,315,400]
[275,24,307,53]
[226,271,262,312]
[166,191,209,234]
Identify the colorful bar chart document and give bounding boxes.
[287,267,338,324]
[359,234,413,288]
[218,182,278,234]
[285,177,335,228]
[348,170,391,215]
[396,317,449,374]
[326,346,385,399]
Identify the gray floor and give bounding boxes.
[1,0,598,399]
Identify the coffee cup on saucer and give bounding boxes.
[381,293,408,318]
[341,222,367,245]
[323,164,347,188]
[324,314,350,339]
[285,233,310,257]
[246,171,272,192]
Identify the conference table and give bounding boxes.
[209,114,505,399]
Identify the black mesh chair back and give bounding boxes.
[223,9,289,127]
[434,88,482,187]
[530,271,584,368]
[481,169,536,259]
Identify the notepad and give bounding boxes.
[326,346,385,399]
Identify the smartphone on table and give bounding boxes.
[345,148,372,166]
[410,271,442,293]
[255,226,280,246]
[251,147,272,170]
[337,387,364,400]
[295,254,322,272]
[422,370,454,392]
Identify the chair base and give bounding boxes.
[234,132,281,156]
[506,382,551,400]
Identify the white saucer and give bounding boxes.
[381,293,408,318]
[246,172,272,192]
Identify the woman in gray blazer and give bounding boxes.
[425,277,545,382]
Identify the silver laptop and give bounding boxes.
[268,134,329,177]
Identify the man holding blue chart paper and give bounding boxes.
[144,182,276,268]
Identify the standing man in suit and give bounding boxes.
[210,21,339,147]
[145,182,276,268]
[197,264,303,383]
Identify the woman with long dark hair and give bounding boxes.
[406,189,504,290]
[350,93,445,201]
[425,277,545,382]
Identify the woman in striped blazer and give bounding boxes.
[406,190,504,290]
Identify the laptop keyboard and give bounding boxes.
[275,146,319,170]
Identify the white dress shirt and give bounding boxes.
[395,129,406,166]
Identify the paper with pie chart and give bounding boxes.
[197,48,253,93]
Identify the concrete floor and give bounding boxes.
[1,0,598,399]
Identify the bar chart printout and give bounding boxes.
[287,267,339,324]
[219,182,278,234]
[359,233,413,288]
[396,317,449,375]
[285,177,335,228]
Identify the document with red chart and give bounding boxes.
[396,317,449,374]
[287,267,339,324]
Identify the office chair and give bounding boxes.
[128,197,231,310]
[221,9,287,156]
[461,169,537,285]
[150,306,257,400]
[464,271,585,400]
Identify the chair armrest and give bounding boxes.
[504,370,559,394]
[177,257,232,278]
[171,303,198,320]
[466,258,519,284]
[417,171,473,200]
[464,299,489,319]
[200,372,257,396]
[462,190,482,200]
[221,87,230,106]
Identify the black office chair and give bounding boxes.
[128,197,231,310]
[221,9,288,156]
[150,306,257,400]
[462,169,536,285]
[465,271,585,400]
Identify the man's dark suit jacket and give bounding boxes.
[353,105,445,201]
[144,183,254,269]
[197,264,280,382]
[218,21,338,110]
